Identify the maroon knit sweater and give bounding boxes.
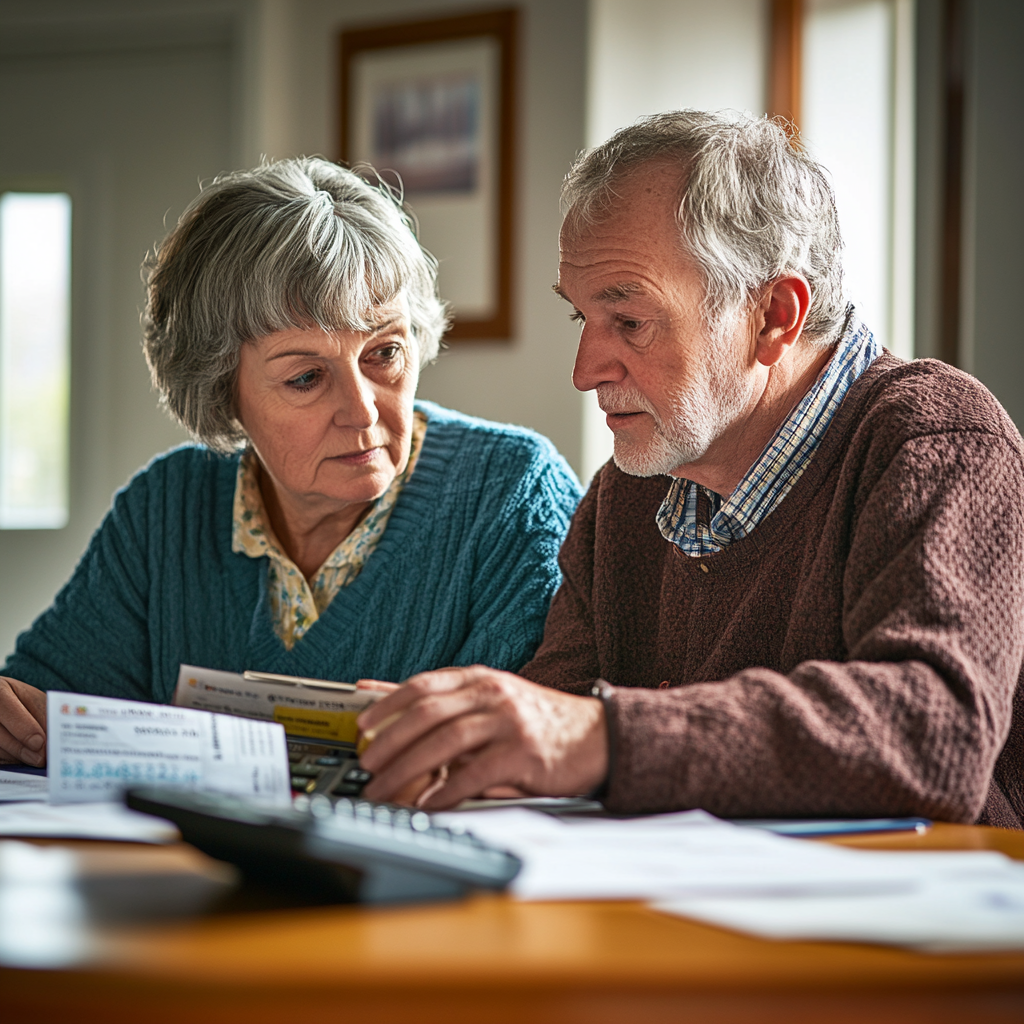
[522,355,1024,828]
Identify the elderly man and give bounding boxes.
[359,110,1024,828]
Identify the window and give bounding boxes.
[801,0,916,359]
[0,192,72,529]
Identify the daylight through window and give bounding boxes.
[0,192,71,529]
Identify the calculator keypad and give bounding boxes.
[286,739,366,800]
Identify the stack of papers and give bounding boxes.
[0,770,48,802]
[435,807,1024,952]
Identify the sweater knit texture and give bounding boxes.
[522,356,1024,828]
[5,402,583,702]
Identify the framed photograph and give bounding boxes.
[339,9,517,341]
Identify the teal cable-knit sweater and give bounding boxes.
[3,402,582,703]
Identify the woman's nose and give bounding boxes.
[333,369,378,430]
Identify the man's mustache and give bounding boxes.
[596,384,657,417]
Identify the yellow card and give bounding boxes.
[272,706,360,743]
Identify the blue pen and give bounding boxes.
[730,817,931,837]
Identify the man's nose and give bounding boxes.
[572,324,625,393]
[333,367,378,430]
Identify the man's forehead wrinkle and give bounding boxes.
[559,242,661,277]
[594,281,646,303]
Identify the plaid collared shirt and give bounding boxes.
[656,309,882,557]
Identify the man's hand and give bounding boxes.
[356,666,608,809]
[355,679,399,695]
[0,677,47,766]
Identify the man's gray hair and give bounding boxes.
[143,157,449,452]
[561,110,845,346]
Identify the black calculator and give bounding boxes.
[126,786,522,905]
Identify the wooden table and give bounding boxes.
[3,823,1023,1024]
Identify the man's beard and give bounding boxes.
[598,350,750,478]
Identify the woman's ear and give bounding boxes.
[754,275,812,368]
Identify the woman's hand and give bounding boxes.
[357,666,608,809]
[0,677,47,766]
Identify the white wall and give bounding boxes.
[588,0,768,144]
[580,0,769,480]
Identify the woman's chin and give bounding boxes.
[314,468,395,506]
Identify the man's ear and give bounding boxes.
[753,276,812,368]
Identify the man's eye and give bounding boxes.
[286,369,321,392]
[618,318,642,331]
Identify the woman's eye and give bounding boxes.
[569,310,585,324]
[368,342,404,366]
[286,369,321,392]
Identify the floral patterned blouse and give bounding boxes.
[231,410,428,650]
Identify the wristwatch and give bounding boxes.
[587,680,615,801]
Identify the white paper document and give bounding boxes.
[46,691,290,806]
[654,864,1024,953]
[0,770,48,802]
[435,806,1024,951]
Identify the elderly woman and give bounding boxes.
[0,158,581,766]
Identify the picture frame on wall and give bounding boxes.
[339,9,517,341]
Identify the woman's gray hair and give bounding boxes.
[561,110,845,346]
[143,157,449,452]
